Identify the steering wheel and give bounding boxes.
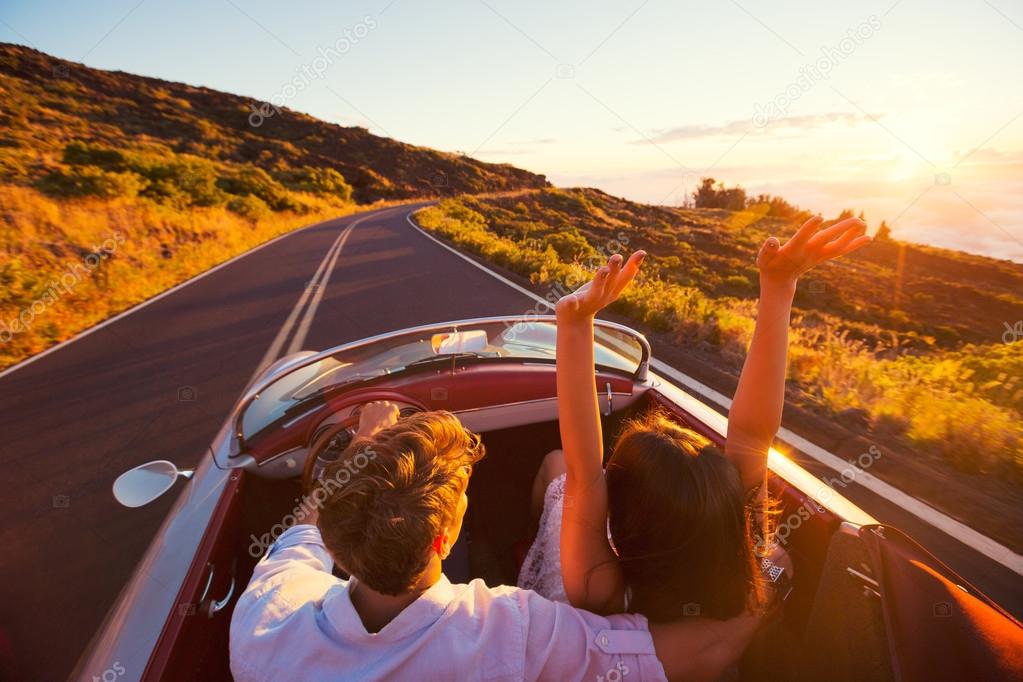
[302,415,362,494]
[302,399,425,493]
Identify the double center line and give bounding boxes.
[244,209,391,389]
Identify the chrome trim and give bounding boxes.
[199,560,237,617]
[257,446,305,469]
[838,520,863,536]
[846,566,879,588]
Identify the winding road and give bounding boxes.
[1,203,1019,681]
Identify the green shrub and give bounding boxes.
[217,167,298,211]
[63,140,126,169]
[37,166,144,199]
[227,194,271,219]
[719,273,753,296]
[547,229,598,262]
[277,166,353,202]
[133,156,224,207]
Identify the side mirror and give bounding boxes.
[112,460,194,508]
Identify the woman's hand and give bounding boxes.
[758,215,871,289]
[554,250,644,613]
[555,251,646,322]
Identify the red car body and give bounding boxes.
[74,316,1023,682]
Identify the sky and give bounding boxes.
[2,0,1022,261]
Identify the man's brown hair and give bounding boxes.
[315,411,484,595]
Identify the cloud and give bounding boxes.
[952,146,1023,167]
[634,112,876,144]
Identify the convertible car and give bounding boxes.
[76,316,1023,681]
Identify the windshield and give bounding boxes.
[239,318,646,441]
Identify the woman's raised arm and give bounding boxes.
[726,216,871,491]
[556,251,645,614]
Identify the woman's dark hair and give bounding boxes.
[605,410,765,622]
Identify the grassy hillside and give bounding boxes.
[0,44,547,369]
[0,44,548,203]
[417,189,1023,484]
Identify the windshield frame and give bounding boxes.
[228,315,650,454]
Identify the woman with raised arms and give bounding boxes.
[518,215,871,622]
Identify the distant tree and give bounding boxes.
[750,193,807,220]
[694,178,719,208]
[693,177,746,210]
[876,220,892,241]
[720,186,747,211]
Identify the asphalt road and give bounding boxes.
[1,203,1019,681]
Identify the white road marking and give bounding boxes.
[404,209,1023,576]
[242,219,351,389]
[247,208,395,387]
[0,210,378,382]
[286,211,381,354]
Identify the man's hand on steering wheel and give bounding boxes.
[356,401,400,440]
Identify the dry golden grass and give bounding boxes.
[0,185,371,369]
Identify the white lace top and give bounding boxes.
[517,473,570,602]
